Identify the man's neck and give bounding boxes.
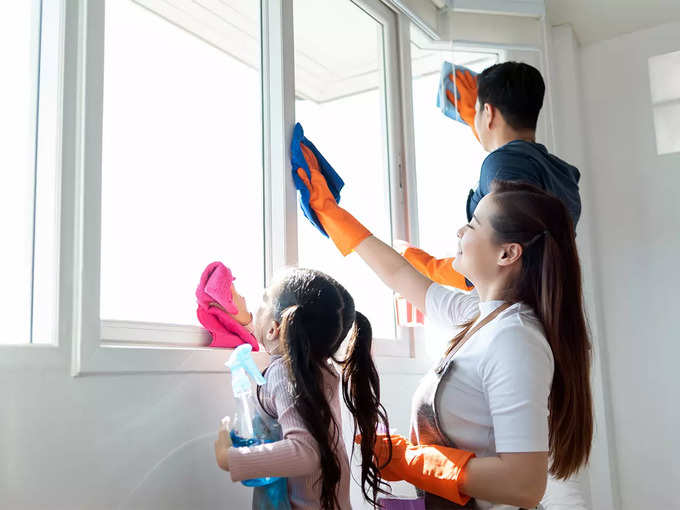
[490,128,536,151]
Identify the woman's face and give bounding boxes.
[452,194,504,285]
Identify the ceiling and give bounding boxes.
[131,0,494,103]
[546,0,680,45]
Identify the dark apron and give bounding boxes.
[409,352,538,510]
[409,351,479,509]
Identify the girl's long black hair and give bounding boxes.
[261,268,390,509]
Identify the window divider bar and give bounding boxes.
[261,0,297,286]
[70,0,105,377]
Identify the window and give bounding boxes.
[648,50,680,155]
[100,0,263,332]
[410,41,497,257]
[45,0,415,373]
[293,0,397,341]
[1,0,60,345]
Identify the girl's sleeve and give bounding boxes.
[425,283,480,328]
[227,361,321,482]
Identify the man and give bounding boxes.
[404,61,581,289]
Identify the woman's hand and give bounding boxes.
[355,433,410,481]
[295,145,371,255]
[214,418,233,472]
[357,433,475,505]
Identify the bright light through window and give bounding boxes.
[101,0,263,326]
[411,48,497,257]
[294,0,395,340]
[411,46,497,356]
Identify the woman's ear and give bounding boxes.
[498,242,523,266]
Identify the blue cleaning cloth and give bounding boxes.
[435,61,477,125]
[290,122,344,237]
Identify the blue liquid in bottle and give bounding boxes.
[230,430,282,487]
[225,345,291,509]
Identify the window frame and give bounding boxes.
[0,0,64,368]
[59,0,421,375]
[70,0,273,375]
[6,0,560,378]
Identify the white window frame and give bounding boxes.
[0,0,65,370]
[69,0,273,375]
[55,0,425,376]
[7,0,566,378]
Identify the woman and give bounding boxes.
[295,144,593,509]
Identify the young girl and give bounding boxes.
[214,268,390,509]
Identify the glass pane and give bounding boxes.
[294,0,395,340]
[0,1,41,344]
[411,46,497,256]
[101,0,263,326]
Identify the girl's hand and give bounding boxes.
[214,418,232,471]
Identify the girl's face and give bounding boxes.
[452,194,519,286]
[253,286,282,355]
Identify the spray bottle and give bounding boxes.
[225,345,291,509]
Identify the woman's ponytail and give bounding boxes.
[341,311,390,507]
[489,180,594,479]
[538,228,593,479]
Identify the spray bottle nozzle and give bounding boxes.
[226,344,265,396]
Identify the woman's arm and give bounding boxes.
[296,142,479,321]
[354,236,432,313]
[461,452,548,509]
[294,145,432,311]
[369,436,547,507]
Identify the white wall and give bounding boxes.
[0,351,422,509]
[551,21,680,510]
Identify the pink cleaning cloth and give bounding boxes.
[196,262,259,350]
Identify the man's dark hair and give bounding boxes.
[477,61,545,131]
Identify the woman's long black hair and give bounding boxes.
[449,181,593,479]
[261,268,390,509]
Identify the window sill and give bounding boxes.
[73,320,271,376]
[71,320,423,376]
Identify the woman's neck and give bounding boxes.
[475,279,511,302]
[476,287,505,302]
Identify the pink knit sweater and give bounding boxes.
[227,356,351,509]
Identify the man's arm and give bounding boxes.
[401,246,473,290]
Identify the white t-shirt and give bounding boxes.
[426,283,555,457]
[425,283,588,510]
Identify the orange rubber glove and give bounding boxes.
[446,67,479,140]
[362,434,475,505]
[402,246,473,291]
[295,144,371,256]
